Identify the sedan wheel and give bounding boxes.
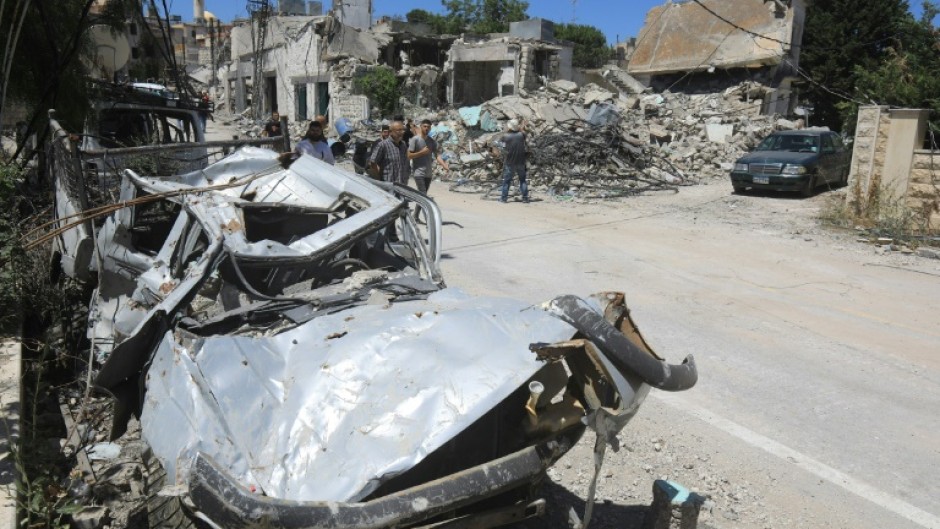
[800,176,816,197]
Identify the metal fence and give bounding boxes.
[47,114,289,211]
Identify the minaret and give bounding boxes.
[194,0,205,21]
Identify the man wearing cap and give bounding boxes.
[499,118,529,203]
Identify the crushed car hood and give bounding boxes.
[141,288,587,503]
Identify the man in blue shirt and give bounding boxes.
[499,119,528,203]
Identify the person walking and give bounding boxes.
[294,120,334,164]
[407,119,449,195]
[369,120,410,241]
[369,120,409,185]
[499,119,529,203]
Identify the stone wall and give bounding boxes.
[909,151,940,230]
[848,105,938,233]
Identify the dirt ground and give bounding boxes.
[426,178,940,529]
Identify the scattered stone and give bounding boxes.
[71,506,111,529]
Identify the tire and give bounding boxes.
[840,169,849,187]
[800,176,816,197]
[143,447,203,529]
[732,184,746,195]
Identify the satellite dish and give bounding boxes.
[88,25,131,75]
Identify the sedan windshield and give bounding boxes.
[755,134,820,153]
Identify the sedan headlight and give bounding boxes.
[781,164,808,175]
[734,163,748,172]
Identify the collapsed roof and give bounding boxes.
[628,0,806,76]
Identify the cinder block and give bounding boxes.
[642,480,706,529]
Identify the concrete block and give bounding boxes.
[705,123,734,143]
[642,480,706,529]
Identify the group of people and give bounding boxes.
[368,118,450,196]
[264,110,529,204]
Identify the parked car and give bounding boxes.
[77,147,697,528]
[729,129,850,196]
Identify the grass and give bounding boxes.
[819,179,938,247]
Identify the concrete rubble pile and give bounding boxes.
[219,75,791,201]
[432,78,789,199]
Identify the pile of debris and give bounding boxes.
[427,78,796,199]
[221,76,795,201]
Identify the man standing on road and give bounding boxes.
[294,121,334,164]
[369,120,409,185]
[369,120,410,242]
[408,119,449,195]
[262,111,283,138]
[499,119,529,203]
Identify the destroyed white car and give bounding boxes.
[79,147,696,528]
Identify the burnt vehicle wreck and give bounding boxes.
[69,146,697,528]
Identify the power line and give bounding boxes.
[690,0,904,52]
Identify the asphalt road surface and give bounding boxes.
[429,181,940,529]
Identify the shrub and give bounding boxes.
[353,67,401,117]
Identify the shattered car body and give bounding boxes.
[49,85,208,282]
[85,147,697,528]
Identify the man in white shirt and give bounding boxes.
[294,121,334,164]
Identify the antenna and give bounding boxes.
[571,0,577,23]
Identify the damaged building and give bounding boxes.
[627,0,807,115]
[446,19,574,106]
[225,14,331,119]
[222,5,573,122]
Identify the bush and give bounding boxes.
[354,67,401,117]
[0,163,26,327]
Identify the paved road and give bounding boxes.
[430,183,940,529]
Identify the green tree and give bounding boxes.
[849,2,940,134]
[405,8,463,34]
[0,0,141,160]
[555,23,610,69]
[441,0,529,34]
[354,67,401,116]
[799,0,911,131]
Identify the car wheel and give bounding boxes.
[840,169,849,187]
[800,176,816,197]
[732,184,746,194]
[144,447,205,529]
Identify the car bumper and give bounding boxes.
[188,436,577,529]
[730,171,812,192]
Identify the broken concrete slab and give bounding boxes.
[549,79,579,94]
[705,123,735,143]
[628,0,803,76]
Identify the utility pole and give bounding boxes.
[247,0,271,119]
[209,17,216,88]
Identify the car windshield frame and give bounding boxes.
[754,133,821,153]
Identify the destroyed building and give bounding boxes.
[221,6,574,122]
[225,14,332,119]
[446,19,574,106]
[627,0,807,116]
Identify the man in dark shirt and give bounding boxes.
[499,119,529,203]
[369,121,409,184]
[262,111,283,138]
[369,121,410,241]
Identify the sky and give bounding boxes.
[200,0,939,45]
[201,0,665,44]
